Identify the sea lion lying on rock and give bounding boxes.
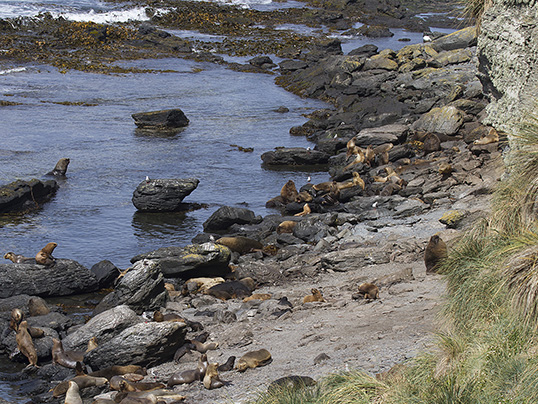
[181,277,225,296]
[28,296,50,316]
[235,349,272,372]
[167,354,208,387]
[3,252,35,264]
[52,338,85,369]
[216,236,263,254]
[355,283,380,300]
[52,374,109,397]
[110,375,165,392]
[35,242,57,266]
[89,365,147,380]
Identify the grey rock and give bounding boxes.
[132,109,189,129]
[132,178,199,212]
[261,147,330,166]
[431,26,477,52]
[90,260,120,289]
[411,106,464,135]
[0,179,58,214]
[203,206,262,232]
[354,124,409,146]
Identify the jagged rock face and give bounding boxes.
[478,2,538,134]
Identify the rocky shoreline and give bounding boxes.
[0,1,506,403]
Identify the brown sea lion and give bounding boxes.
[439,162,453,175]
[47,158,70,176]
[424,234,448,272]
[357,283,380,300]
[216,236,263,254]
[52,374,109,397]
[64,381,82,404]
[16,320,38,367]
[294,203,311,217]
[276,220,297,234]
[181,277,225,296]
[243,293,272,302]
[28,296,50,316]
[191,340,218,353]
[364,145,375,166]
[296,190,313,203]
[474,128,499,145]
[303,288,325,303]
[217,356,236,372]
[280,180,299,204]
[3,252,35,264]
[235,349,272,372]
[35,242,57,266]
[346,137,357,157]
[344,152,366,171]
[9,308,23,332]
[86,336,98,353]
[167,354,208,387]
[153,311,185,323]
[203,363,228,389]
[110,375,165,392]
[89,365,146,380]
[205,277,256,300]
[52,338,84,369]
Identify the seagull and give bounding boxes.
[145,176,150,183]
[307,176,312,183]
[306,147,311,151]
[209,235,215,242]
[372,201,378,208]
[423,34,432,42]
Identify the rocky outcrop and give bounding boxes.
[203,206,262,232]
[0,260,99,298]
[131,109,190,129]
[261,147,330,166]
[132,178,199,212]
[478,2,538,134]
[0,179,59,214]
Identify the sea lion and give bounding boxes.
[235,349,272,372]
[243,293,272,302]
[35,242,57,266]
[268,375,316,391]
[9,308,23,332]
[110,375,165,392]
[203,363,228,389]
[167,354,208,387]
[16,320,38,368]
[373,143,393,155]
[153,310,185,323]
[52,375,109,397]
[52,338,85,369]
[474,128,499,145]
[217,356,236,372]
[296,190,313,203]
[280,180,299,204]
[205,278,256,300]
[89,365,146,380]
[86,336,98,353]
[64,381,82,404]
[277,220,297,234]
[424,234,448,272]
[346,137,357,157]
[28,296,50,316]
[294,203,311,217]
[344,152,366,171]
[364,145,375,166]
[181,277,225,296]
[191,340,219,353]
[303,288,325,303]
[47,158,70,176]
[3,252,35,264]
[439,162,453,175]
[357,283,380,300]
[216,236,263,254]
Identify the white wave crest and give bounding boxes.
[52,7,154,23]
[0,67,27,75]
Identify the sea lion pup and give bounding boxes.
[3,252,35,264]
[52,374,109,397]
[52,338,85,369]
[28,296,50,317]
[277,220,297,234]
[110,375,165,392]
[357,283,380,300]
[343,151,366,171]
[294,203,311,217]
[167,354,208,387]
[16,320,38,368]
[424,234,448,272]
[268,375,316,391]
[89,365,146,380]
[243,293,272,302]
[217,356,236,372]
[46,158,70,176]
[303,288,325,303]
[296,190,313,203]
[191,339,219,354]
[235,349,272,372]
[203,362,229,389]
[9,308,23,332]
[35,242,57,266]
[216,236,263,254]
[474,128,499,145]
[153,311,185,323]
[86,336,98,353]
[65,381,83,404]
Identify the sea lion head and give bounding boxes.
[41,242,58,255]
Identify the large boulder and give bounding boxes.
[431,26,477,52]
[0,179,58,214]
[93,260,167,315]
[354,124,409,146]
[85,321,187,368]
[203,206,262,232]
[130,243,231,279]
[411,106,464,136]
[0,260,99,298]
[131,109,189,129]
[132,178,199,212]
[261,147,330,166]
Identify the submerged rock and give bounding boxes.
[131,109,189,129]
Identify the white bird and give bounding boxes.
[372,202,378,208]
[307,176,312,183]
[423,34,432,42]
[145,176,150,183]
[209,235,215,242]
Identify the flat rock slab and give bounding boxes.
[132,178,199,212]
[132,109,189,129]
[261,147,330,166]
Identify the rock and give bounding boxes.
[0,260,99,298]
[203,206,262,232]
[278,60,309,73]
[354,124,409,146]
[90,260,120,289]
[63,305,141,351]
[93,259,166,315]
[249,56,276,69]
[0,179,59,214]
[85,321,187,368]
[130,243,231,279]
[357,25,394,38]
[131,109,189,129]
[293,218,331,243]
[431,26,477,52]
[411,106,464,135]
[132,178,199,212]
[363,55,398,71]
[348,44,378,57]
[432,49,472,67]
[261,147,330,166]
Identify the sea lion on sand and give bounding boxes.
[35,242,57,266]
[89,365,146,380]
[203,363,228,389]
[217,356,236,372]
[3,252,35,264]
[303,288,325,303]
[294,203,311,217]
[268,375,316,391]
[52,338,85,369]
[16,320,38,368]
[47,158,70,176]
[216,236,263,254]
[65,381,82,404]
[277,220,297,234]
[243,293,272,302]
[52,375,108,397]
[28,296,50,316]
[110,375,165,392]
[424,234,448,272]
[191,340,219,353]
[167,354,208,387]
[235,349,272,372]
[357,283,380,300]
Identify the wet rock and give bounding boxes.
[0,260,99,299]
[132,178,199,212]
[0,179,59,214]
[90,260,120,289]
[278,60,309,73]
[85,321,186,368]
[130,243,231,279]
[357,25,394,38]
[131,109,189,129]
[261,147,330,166]
[93,260,166,315]
[348,44,378,57]
[203,206,262,232]
[249,56,277,69]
